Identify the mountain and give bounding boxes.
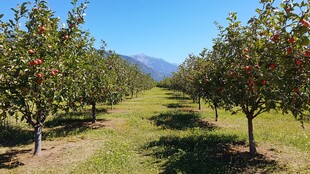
[131,54,178,79]
[118,54,178,81]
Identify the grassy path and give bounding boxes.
[1,87,309,173]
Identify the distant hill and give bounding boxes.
[118,54,178,81]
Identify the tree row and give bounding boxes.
[0,0,155,155]
[158,0,309,156]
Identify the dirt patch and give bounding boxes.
[258,143,310,172]
[0,118,126,173]
[82,119,109,129]
[0,138,103,173]
[101,118,126,129]
[227,140,310,172]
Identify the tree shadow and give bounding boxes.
[0,126,33,147]
[164,103,189,109]
[43,118,109,139]
[0,109,108,147]
[166,96,191,101]
[145,134,281,174]
[56,108,108,118]
[165,92,190,101]
[0,149,31,169]
[149,111,216,130]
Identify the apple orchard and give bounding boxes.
[0,0,155,156]
[0,0,309,157]
[158,0,309,156]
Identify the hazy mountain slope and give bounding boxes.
[131,54,178,78]
[118,54,165,81]
[118,54,178,81]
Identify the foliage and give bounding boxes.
[0,0,155,155]
[170,0,309,155]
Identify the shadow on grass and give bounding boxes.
[56,108,108,118]
[145,134,280,174]
[166,96,191,101]
[0,149,31,169]
[43,117,109,139]
[164,103,189,109]
[150,111,216,130]
[0,116,109,170]
[0,109,108,147]
[0,126,33,147]
[165,92,190,101]
[164,92,175,95]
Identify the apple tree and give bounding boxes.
[213,0,309,156]
[0,0,89,155]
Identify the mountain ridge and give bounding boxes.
[118,54,178,81]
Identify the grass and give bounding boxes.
[0,87,309,173]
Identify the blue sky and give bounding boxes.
[1,0,265,64]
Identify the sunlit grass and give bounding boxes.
[1,87,309,173]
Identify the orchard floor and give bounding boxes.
[0,87,309,174]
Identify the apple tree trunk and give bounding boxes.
[198,96,201,110]
[247,115,257,156]
[34,125,42,156]
[214,102,219,122]
[92,101,96,123]
[110,99,114,110]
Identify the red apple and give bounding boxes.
[77,18,83,23]
[244,55,250,59]
[293,87,300,93]
[248,79,254,88]
[28,49,35,54]
[270,63,276,70]
[38,26,46,34]
[40,26,46,32]
[245,65,252,74]
[51,71,56,76]
[261,80,267,86]
[64,35,69,40]
[295,59,302,66]
[243,48,249,53]
[69,24,75,29]
[37,59,43,64]
[33,60,39,65]
[271,34,279,42]
[29,61,35,66]
[288,37,295,44]
[301,19,310,27]
[287,47,291,55]
[245,65,251,70]
[54,69,59,73]
[36,73,42,78]
[255,64,260,69]
[305,51,310,57]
